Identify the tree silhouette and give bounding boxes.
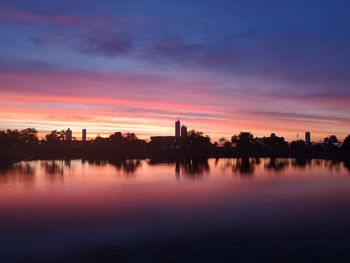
[1,126,350,162]
[290,140,307,151]
[263,134,288,150]
[109,132,122,145]
[0,130,12,149]
[0,128,38,148]
[19,128,39,145]
[343,135,350,150]
[234,132,254,152]
[45,130,66,144]
[218,137,232,148]
[123,132,138,142]
[186,130,211,147]
[323,135,339,149]
[231,135,238,147]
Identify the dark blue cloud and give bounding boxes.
[0,57,60,73]
[81,32,133,57]
[1,0,350,97]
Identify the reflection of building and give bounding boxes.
[305,132,311,144]
[175,120,181,137]
[82,129,87,142]
[181,125,187,137]
[66,128,72,141]
[175,161,180,176]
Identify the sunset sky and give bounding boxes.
[0,0,349,142]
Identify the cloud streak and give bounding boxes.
[0,1,349,141]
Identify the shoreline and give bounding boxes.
[1,151,349,165]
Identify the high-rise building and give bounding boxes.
[305,132,311,144]
[181,125,187,137]
[66,128,72,141]
[82,129,87,142]
[175,120,180,137]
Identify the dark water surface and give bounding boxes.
[1,158,350,262]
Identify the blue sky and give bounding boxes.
[0,0,349,140]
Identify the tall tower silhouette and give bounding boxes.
[82,129,87,142]
[66,128,72,141]
[305,132,311,144]
[175,120,180,137]
[181,125,187,137]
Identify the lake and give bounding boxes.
[0,158,350,262]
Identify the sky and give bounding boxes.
[0,0,350,142]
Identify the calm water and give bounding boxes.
[1,158,350,262]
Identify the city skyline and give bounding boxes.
[0,121,345,143]
[1,1,350,142]
[13,122,344,145]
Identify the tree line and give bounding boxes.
[1,128,350,162]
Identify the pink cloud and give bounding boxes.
[0,70,349,142]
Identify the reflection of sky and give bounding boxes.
[0,158,348,197]
[1,1,350,141]
[0,159,350,261]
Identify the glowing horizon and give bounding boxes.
[1,1,349,142]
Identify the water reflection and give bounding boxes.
[215,158,350,177]
[111,159,141,175]
[87,159,142,175]
[0,158,349,185]
[41,160,64,175]
[0,161,35,186]
[344,160,350,172]
[233,158,259,176]
[1,158,350,262]
[178,159,210,179]
[288,159,344,172]
[149,159,210,179]
[40,160,66,183]
[0,161,34,175]
[218,158,259,177]
[264,158,289,173]
[292,158,311,168]
[87,159,109,166]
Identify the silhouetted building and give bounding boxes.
[82,129,87,142]
[181,125,187,137]
[305,132,311,145]
[150,136,177,149]
[66,128,72,141]
[175,120,180,137]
